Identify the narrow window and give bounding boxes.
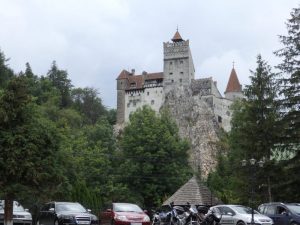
[171,80,174,83]
[169,72,173,75]
[151,100,154,105]
[147,92,149,96]
[218,116,222,123]
[180,79,182,83]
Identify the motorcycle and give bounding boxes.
[151,207,172,225]
[167,202,191,225]
[198,207,222,225]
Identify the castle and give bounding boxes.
[116,30,243,132]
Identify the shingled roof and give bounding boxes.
[163,176,221,206]
[225,68,242,93]
[172,30,184,42]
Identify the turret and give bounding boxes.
[116,70,129,124]
[224,66,243,100]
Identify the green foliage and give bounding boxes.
[71,87,106,124]
[47,61,73,108]
[118,106,192,208]
[0,76,66,201]
[208,55,281,205]
[0,50,14,89]
[274,6,300,200]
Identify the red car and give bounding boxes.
[99,203,150,225]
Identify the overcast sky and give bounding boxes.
[0,0,299,108]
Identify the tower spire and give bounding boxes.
[225,66,242,93]
[172,29,184,42]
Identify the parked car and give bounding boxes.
[258,202,300,225]
[99,203,150,225]
[37,202,98,225]
[210,204,273,225]
[0,200,32,225]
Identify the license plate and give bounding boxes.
[77,221,90,224]
[131,223,142,225]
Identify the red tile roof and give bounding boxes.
[117,69,130,79]
[172,31,184,42]
[120,72,163,90]
[225,68,242,93]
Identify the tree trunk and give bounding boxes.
[4,198,13,225]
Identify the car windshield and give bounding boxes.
[56,203,86,213]
[0,201,25,212]
[231,206,259,214]
[114,203,143,212]
[286,205,300,214]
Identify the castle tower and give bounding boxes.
[224,66,243,100]
[163,30,195,93]
[116,69,129,124]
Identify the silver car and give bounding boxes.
[210,205,273,225]
[0,200,32,225]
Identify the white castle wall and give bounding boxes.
[124,86,164,122]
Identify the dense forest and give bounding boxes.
[208,7,300,206]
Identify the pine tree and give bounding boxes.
[209,55,280,204]
[274,6,300,200]
[275,6,300,148]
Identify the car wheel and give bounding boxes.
[237,222,246,225]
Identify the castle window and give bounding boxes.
[218,116,222,123]
[147,92,149,96]
[133,101,136,107]
[127,103,130,108]
[180,72,184,75]
[180,79,182,83]
[151,100,154,105]
[169,72,173,75]
[170,62,173,65]
[130,82,136,88]
[180,60,183,64]
[171,80,174,83]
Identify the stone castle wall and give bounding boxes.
[162,86,220,177]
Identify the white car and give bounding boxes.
[0,200,32,225]
[210,205,273,225]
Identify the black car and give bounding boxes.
[258,202,300,225]
[37,202,98,225]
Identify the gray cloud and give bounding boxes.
[0,0,298,108]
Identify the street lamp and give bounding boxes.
[241,158,264,225]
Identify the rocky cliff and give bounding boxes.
[162,86,220,178]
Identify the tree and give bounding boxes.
[0,49,14,89]
[274,6,300,200]
[208,55,280,204]
[275,6,300,147]
[233,55,280,203]
[118,106,192,208]
[71,87,106,124]
[47,61,73,108]
[0,76,66,225]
